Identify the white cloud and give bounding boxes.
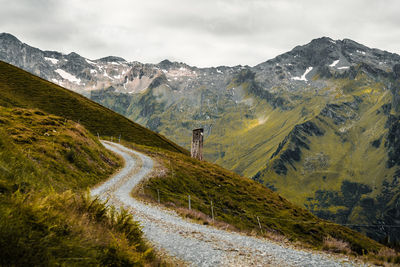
[0,0,399,67]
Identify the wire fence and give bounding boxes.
[100,135,400,231]
[141,185,400,230]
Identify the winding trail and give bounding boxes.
[91,141,364,267]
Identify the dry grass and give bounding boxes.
[323,236,352,254]
[174,206,235,230]
[370,247,400,266]
[262,229,290,244]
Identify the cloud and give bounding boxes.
[0,0,399,67]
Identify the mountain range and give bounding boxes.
[1,32,399,246]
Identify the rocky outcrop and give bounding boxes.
[270,121,324,175]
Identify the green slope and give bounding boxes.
[0,60,187,154]
[0,106,156,265]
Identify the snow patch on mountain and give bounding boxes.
[44,57,59,64]
[103,71,112,79]
[292,67,313,81]
[338,66,350,70]
[55,69,81,84]
[329,60,339,67]
[85,59,96,65]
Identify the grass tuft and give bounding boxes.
[323,236,352,254]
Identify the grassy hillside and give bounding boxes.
[0,106,158,265]
[0,60,187,154]
[0,106,121,191]
[124,141,388,259]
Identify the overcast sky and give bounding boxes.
[1,0,399,67]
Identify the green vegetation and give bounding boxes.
[0,106,120,191]
[0,106,157,265]
[0,192,155,266]
[0,60,186,154]
[124,141,384,256]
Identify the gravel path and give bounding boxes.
[91,141,366,267]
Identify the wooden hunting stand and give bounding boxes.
[191,128,204,160]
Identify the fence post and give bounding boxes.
[169,160,174,176]
[119,134,121,143]
[157,189,160,204]
[211,200,215,222]
[257,216,263,233]
[188,195,191,210]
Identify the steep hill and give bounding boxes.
[0,60,186,154]
[0,106,156,265]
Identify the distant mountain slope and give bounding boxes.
[0,61,187,154]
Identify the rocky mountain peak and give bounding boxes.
[66,52,83,59]
[97,56,127,63]
[309,36,337,46]
[157,59,194,71]
[158,59,173,68]
[0,32,21,44]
